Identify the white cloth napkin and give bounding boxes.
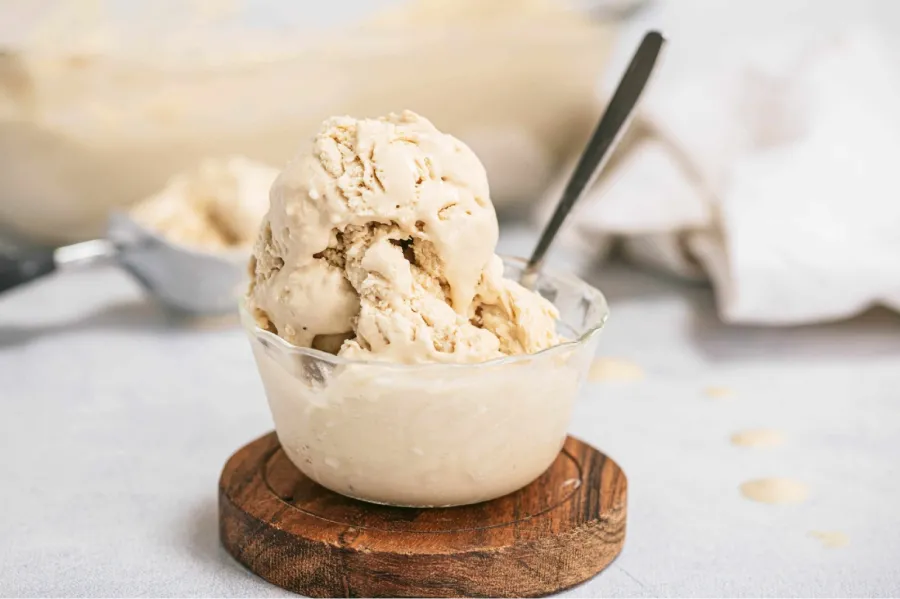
[540,24,900,324]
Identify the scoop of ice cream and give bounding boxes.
[472,255,564,355]
[248,111,560,363]
[130,156,278,251]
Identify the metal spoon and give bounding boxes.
[0,211,246,315]
[523,30,666,286]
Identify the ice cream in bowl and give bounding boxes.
[241,111,608,507]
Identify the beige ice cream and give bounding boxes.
[129,156,277,252]
[247,110,560,364]
[243,111,603,507]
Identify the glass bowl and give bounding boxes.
[241,256,608,507]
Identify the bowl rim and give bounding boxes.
[241,255,609,371]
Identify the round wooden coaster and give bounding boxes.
[219,432,627,598]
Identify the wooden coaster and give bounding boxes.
[219,432,627,598]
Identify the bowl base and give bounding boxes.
[218,432,627,598]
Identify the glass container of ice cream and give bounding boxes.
[0,0,616,243]
[241,257,607,507]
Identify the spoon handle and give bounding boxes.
[525,31,666,279]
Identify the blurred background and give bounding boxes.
[2,0,900,326]
[0,0,618,243]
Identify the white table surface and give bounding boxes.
[1,224,899,597]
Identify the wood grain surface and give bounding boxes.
[219,432,627,598]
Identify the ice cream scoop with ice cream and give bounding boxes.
[242,111,606,507]
[131,156,278,252]
[247,110,560,364]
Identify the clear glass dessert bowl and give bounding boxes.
[240,257,608,507]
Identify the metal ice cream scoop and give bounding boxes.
[0,211,246,315]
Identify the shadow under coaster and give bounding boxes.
[219,432,627,598]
